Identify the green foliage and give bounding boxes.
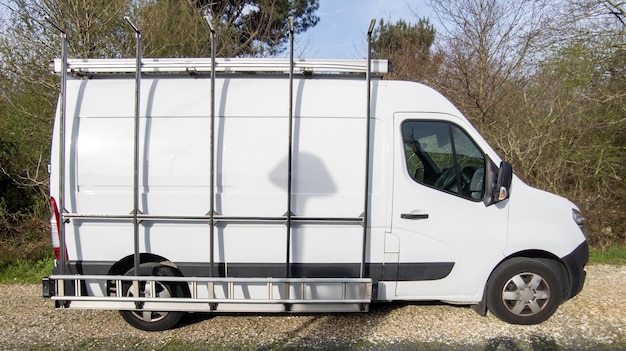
[1,4,55,256]
[589,245,626,265]
[203,0,320,57]
[0,0,624,263]
[0,0,320,267]
[0,86,53,213]
[504,41,626,248]
[0,256,54,283]
[426,0,625,249]
[136,0,319,57]
[372,18,435,57]
[371,18,440,82]
[134,0,209,57]
[0,203,49,266]
[34,0,132,59]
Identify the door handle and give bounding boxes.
[400,213,429,220]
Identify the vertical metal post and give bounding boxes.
[45,16,68,275]
[125,17,142,285]
[361,19,376,279]
[204,15,216,278]
[286,16,295,279]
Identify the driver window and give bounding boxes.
[402,121,485,200]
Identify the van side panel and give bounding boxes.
[61,76,376,274]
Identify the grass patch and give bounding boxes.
[589,245,626,265]
[0,256,54,284]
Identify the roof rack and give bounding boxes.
[50,57,390,75]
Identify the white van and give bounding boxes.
[42,55,588,331]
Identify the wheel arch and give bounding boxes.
[482,250,569,307]
[506,249,560,261]
[502,250,569,298]
[108,253,178,276]
[473,250,569,317]
[484,254,568,324]
[107,254,190,299]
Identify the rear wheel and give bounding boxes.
[120,262,187,331]
[486,257,563,325]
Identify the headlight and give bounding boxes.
[572,209,585,225]
[572,209,586,236]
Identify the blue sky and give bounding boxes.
[298,0,431,58]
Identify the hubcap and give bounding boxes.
[127,281,171,322]
[501,272,551,316]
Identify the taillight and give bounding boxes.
[50,197,67,260]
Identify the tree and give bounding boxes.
[429,0,625,247]
[543,0,626,247]
[136,0,320,58]
[201,0,319,57]
[507,41,625,248]
[131,0,210,57]
[430,0,562,129]
[0,0,321,205]
[0,0,320,263]
[371,18,441,82]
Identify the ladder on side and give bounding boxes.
[46,275,372,313]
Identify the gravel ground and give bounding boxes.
[1,265,624,350]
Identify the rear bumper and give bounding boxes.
[561,240,589,300]
[42,277,53,298]
[42,265,62,298]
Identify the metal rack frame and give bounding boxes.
[46,16,382,311]
[50,57,390,75]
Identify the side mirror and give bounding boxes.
[484,158,513,206]
[494,161,512,202]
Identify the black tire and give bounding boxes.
[486,257,563,325]
[120,262,187,331]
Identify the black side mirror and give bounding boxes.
[494,161,513,202]
[484,158,513,206]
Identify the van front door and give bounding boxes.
[390,113,508,299]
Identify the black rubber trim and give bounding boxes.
[55,261,455,283]
[561,240,589,300]
[400,213,429,220]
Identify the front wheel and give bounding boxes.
[120,263,187,331]
[486,257,563,325]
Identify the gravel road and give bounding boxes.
[1,265,624,350]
